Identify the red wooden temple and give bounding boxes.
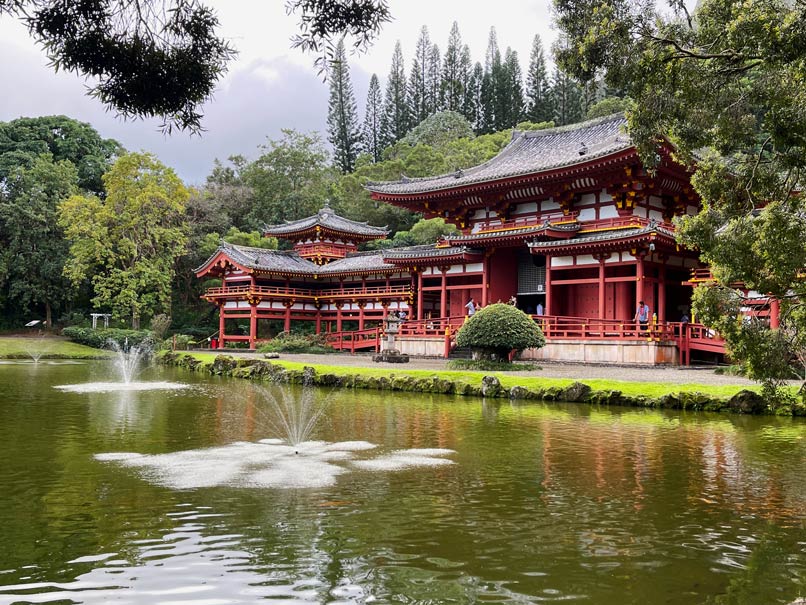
[196,114,776,363]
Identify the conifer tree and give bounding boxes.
[441,22,465,112]
[549,66,584,126]
[426,43,442,114]
[408,26,432,127]
[459,46,476,124]
[326,39,361,173]
[467,62,485,134]
[381,41,410,147]
[525,35,552,123]
[500,48,525,128]
[362,73,383,162]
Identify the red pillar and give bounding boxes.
[336,304,343,332]
[658,264,667,322]
[770,297,780,329]
[635,253,645,307]
[284,303,291,333]
[440,268,447,318]
[481,254,489,306]
[358,304,365,330]
[417,270,424,320]
[598,258,606,320]
[315,310,322,334]
[249,303,257,349]
[545,257,552,315]
[218,304,225,349]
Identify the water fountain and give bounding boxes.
[22,332,50,364]
[96,382,455,489]
[55,337,187,393]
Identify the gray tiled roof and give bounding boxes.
[264,202,388,238]
[446,221,581,244]
[319,250,397,274]
[196,242,396,276]
[366,114,630,195]
[527,224,676,250]
[382,244,484,260]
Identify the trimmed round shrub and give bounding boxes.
[455,303,545,360]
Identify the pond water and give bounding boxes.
[0,361,804,604]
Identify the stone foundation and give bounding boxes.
[520,339,678,365]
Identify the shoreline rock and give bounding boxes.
[158,353,790,416]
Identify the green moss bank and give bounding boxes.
[159,352,802,416]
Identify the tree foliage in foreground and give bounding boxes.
[554,0,806,397]
[456,303,546,360]
[59,152,188,329]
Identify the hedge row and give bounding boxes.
[62,326,155,349]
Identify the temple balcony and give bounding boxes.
[294,241,356,262]
[203,284,412,302]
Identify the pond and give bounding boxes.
[0,361,804,604]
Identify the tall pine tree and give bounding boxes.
[408,26,432,127]
[549,66,584,126]
[441,22,465,112]
[326,39,361,173]
[426,43,442,114]
[500,48,524,128]
[362,73,383,162]
[467,62,485,134]
[381,41,410,146]
[525,35,552,123]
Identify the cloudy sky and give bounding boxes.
[0,1,556,185]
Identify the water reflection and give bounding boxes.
[0,364,803,604]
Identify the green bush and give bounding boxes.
[455,303,546,360]
[62,326,155,349]
[257,332,335,354]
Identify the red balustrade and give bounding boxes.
[471,211,579,234]
[325,327,382,354]
[204,284,411,300]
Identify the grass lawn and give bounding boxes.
[0,337,112,359]
[178,352,756,399]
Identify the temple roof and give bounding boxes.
[366,114,630,196]
[195,242,397,277]
[382,244,484,264]
[445,221,580,245]
[263,202,389,239]
[526,223,677,254]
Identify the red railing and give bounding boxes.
[204,284,411,300]
[325,327,382,354]
[577,216,675,232]
[295,242,353,258]
[471,211,579,234]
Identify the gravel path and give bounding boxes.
[240,352,757,386]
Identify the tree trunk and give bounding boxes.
[132,308,140,330]
[45,302,52,329]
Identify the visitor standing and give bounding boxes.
[535,302,544,316]
[635,300,650,331]
[465,298,476,317]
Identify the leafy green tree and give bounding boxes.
[525,35,552,123]
[399,111,474,149]
[586,96,629,120]
[58,152,189,329]
[326,40,361,173]
[0,155,78,327]
[240,130,335,230]
[380,41,410,147]
[361,74,384,162]
[552,0,806,397]
[0,116,120,195]
[456,303,546,360]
